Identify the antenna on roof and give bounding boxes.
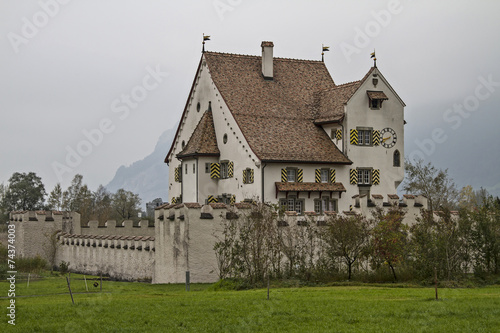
[321,44,330,62]
[202,33,210,53]
[370,49,376,67]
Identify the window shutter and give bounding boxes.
[174,167,180,182]
[171,197,177,204]
[210,163,220,179]
[297,169,303,183]
[208,195,218,203]
[350,169,358,185]
[372,130,380,146]
[228,161,234,178]
[335,129,342,141]
[230,195,236,205]
[242,169,247,184]
[281,168,287,182]
[249,169,254,184]
[330,169,336,183]
[350,129,358,145]
[372,169,380,185]
[315,169,321,183]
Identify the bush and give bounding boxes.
[59,261,70,274]
[16,256,47,273]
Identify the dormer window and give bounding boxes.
[367,91,388,110]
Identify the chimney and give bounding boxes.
[261,41,274,79]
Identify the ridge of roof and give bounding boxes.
[204,51,324,63]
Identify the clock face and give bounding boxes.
[380,128,397,148]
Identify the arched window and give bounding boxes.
[393,150,401,167]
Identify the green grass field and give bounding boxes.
[1,274,499,332]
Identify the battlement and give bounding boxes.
[80,219,154,237]
[10,210,79,224]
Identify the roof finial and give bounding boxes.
[202,33,210,53]
[370,49,376,67]
[322,44,330,62]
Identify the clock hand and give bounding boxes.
[382,136,391,142]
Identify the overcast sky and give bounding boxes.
[1,0,499,197]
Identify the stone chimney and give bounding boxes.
[261,41,274,79]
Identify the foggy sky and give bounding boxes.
[1,0,499,197]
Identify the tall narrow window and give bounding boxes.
[393,150,401,167]
[287,168,296,182]
[320,169,329,183]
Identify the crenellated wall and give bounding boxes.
[9,196,429,283]
[80,220,154,237]
[56,234,155,281]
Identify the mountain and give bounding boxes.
[105,127,175,204]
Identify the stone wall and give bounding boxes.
[56,234,155,281]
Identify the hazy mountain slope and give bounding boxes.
[105,127,175,203]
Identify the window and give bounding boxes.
[287,168,296,182]
[221,162,228,179]
[185,164,188,174]
[371,99,380,109]
[182,140,186,149]
[358,129,372,146]
[358,169,371,185]
[197,102,200,112]
[320,169,329,183]
[205,163,210,173]
[193,164,196,173]
[223,134,228,144]
[280,197,304,215]
[393,150,401,167]
[243,168,254,184]
[314,197,338,214]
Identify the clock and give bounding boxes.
[380,128,397,148]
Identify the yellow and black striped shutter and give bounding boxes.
[249,169,254,183]
[210,163,220,179]
[372,169,380,185]
[350,129,358,145]
[335,129,342,141]
[315,169,321,183]
[208,195,218,204]
[230,195,236,205]
[281,169,287,182]
[171,197,177,204]
[228,161,234,178]
[350,169,358,185]
[330,169,336,183]
[242,169,247,184]
[297,169,303,182]
[349,205,353,211]
[174,167,181,182]
[372,130,381,146]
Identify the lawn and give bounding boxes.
[1,274,499,332]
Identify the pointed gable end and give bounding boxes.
[176,110,220,159]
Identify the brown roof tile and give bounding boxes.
[210,203,228,209]
[388,194,399,200]
[403,194,415,199]
[177,110,220,158]
[204,52,352,164]
[184,202,202,208]
[275,182,346,192]
[372,194,384,199]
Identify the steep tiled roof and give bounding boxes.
[313,81,361,124]
[177,110,220,158]
[204,52,351,164]
[275,182,346,192]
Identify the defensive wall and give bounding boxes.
[9,194,428,283]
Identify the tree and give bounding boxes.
[321,214,373,280]
[2,172,46,212]
[47,183,63,211]
[372,208,408,281]
[111,189,141,220]
[403,159,458,211]
[92,185,112,223]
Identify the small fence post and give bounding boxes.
[66,276,75,304]
[185,271,190,291]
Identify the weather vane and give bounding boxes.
[322,44,330,62]
[370,49,376,67]
[202,33,210,53]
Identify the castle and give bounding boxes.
[10,41,428,283]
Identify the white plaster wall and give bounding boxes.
[80,220,154,237]
[344,68,405,206]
